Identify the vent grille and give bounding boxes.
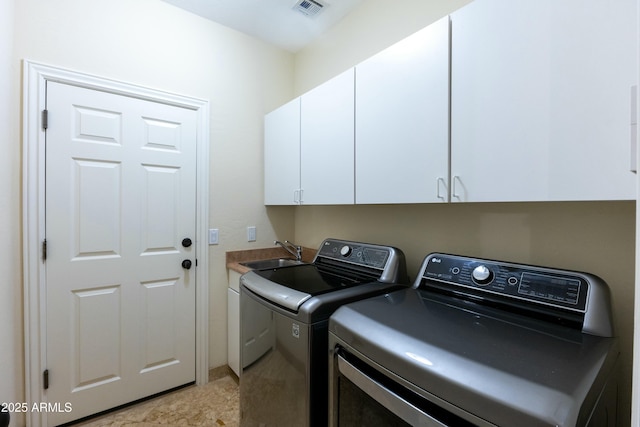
[293,0,325,17]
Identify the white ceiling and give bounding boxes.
[162,0,364,52]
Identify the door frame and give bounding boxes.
[22,60,210,427]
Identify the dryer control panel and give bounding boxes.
[417,252,616,337]
[420,253,590,313]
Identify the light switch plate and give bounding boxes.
[209,229,219,245]
[247,226,256,242]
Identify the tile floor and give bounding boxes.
[70,368,239,427]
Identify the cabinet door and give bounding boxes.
[264,98,300,205]
[227,270,242,376]
[301,69,355,204]
[451,0,637,202]
[355,16,450,204]
[227,287,240,376]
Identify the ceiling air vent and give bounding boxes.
[293,0,325,17]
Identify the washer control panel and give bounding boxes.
[318,239,390,269]
[421,253,589,312]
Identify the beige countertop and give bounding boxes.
[226,246,317,274]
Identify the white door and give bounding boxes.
[45,81,197,425]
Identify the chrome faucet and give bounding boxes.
[275,240,302,261]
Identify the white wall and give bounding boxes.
[292,1,635,425]
[5,1,294,424]
[0,0,22,425]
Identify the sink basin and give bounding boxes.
[240,258,305,270]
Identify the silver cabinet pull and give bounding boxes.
[452,175,462,200]
[436,177,447,201]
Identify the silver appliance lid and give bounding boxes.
[242,269,313,312]
[241,238,408,313]
[330,288,618,427]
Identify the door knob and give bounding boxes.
[182,259,192,270]
[182,238,192,248]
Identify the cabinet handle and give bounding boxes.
[299,189,304,204]
[294,189,299,204]
[452,175,461,200]
[631,85,637,173]
[436,177,446,201]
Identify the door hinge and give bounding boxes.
[42,239,47,261]
[42,109,48,130]
[43,369,49,390]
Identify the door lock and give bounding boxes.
[182,238,193,248]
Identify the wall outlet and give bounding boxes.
[247,226,256,242]
[209,228,219,245]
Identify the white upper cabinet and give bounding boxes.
[355,16,451,204]
[450,0,637,202]
[264,69,355,205]
[265,1,636,205]
[301,69,355,204]
[264,97,300,205]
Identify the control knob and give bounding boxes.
[340,245,352,257]
[472,265,493,285]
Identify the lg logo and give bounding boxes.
[292,323,300,339]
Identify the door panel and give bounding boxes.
[45,81,197,425]
[141,279,181,371]
[74,159,122,257]
[141,165,180,252]
[72,285,121,392]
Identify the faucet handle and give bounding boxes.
[275,240,302,261]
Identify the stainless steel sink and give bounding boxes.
[240,258,305,270]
